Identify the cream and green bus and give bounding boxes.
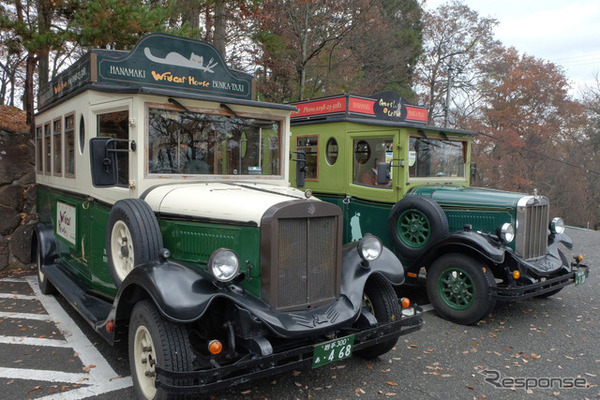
[33,34,422,399]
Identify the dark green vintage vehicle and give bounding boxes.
[32,36,422,399]
[289,92,589,325]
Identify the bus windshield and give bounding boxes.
[147,107,281,176]
[408,136,466,179]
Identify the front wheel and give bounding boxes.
[354,274,402,359]
[426,254,496,325]
[129,300,193,400]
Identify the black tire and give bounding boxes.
[106,199,163,287]
[354,274,402,359]
[129,300,193,400]
[426,253,496,325]
[36,239,56,295]
[388,196,448,259]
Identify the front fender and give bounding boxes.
[111,245,407,339]
[116,261,220,323]
[405,230,505,275]
[340,242,405,309]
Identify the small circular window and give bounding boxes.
[354,140,371,165]
[79,115,85,154]
[326,137,338,165]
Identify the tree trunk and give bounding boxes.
[25,54,38,136]
[213,0,227,59]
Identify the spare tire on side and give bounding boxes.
[106,199,163,288]
[388,196,448,259]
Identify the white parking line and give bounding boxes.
[0,292,37,300]
[0,311,50,320]
[0,277,133,399]
[0,335,70,347]
[0,367,90,384]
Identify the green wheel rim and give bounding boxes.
[397,209,431,248]
[437,267,475,310]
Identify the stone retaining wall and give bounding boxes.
[0,107,36,272]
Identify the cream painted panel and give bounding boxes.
[143,183,313,226]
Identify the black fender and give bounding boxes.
[32,222,57,265]
[110,243,405,339]
[550,231,573,249]
[508,231,574,277]
[340,241,405,307]
[404,229,505,277]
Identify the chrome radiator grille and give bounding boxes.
[261,201,342,311]
[276,217,337,309]
[515,196,549,259]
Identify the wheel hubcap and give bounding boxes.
[134,325,157,399]
[111,221,134,280]
[398,210,430,248]
[438,268,475,310]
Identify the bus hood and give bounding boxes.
[142,182,311,226]
[409,185,544,210]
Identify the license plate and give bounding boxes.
[312,334,355,369]
[575,269,586,286]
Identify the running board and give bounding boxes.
[42,264,113,329]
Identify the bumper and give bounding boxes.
[154,305,423,395]
[491,263,589,301]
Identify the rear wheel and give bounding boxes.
[426,254,496,325]
[129,300,193,400]
[354,274,401,359]
[36,240,56,295]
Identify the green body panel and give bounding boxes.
[36,185,114,295]
[315,194,395,251]
[36,185,263,299]
[160,220,261,297]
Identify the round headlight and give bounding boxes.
[357,234,382,263]
[550,217,565,234]
[208,249,240,282]
[500,223,515,243]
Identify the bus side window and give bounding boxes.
[296,135,318,180]
[98,111,129,186]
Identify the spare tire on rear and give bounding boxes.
[388,196,448,259]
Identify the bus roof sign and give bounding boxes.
[39,33,256,109]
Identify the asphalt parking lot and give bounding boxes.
[1,227,598,400]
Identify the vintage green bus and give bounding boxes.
[289,92,589,325]
[33,35,422,399]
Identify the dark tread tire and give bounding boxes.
[106,199,163,287]
[129,300,193,400]
[426,253,496,325]
[388,196,448,259]
[36,240,56,295]
[354,274,402,359]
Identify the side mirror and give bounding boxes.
[90,137,128,187]
[292,150,307,189]
[470,162,477,183]
[377,162,391,185]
